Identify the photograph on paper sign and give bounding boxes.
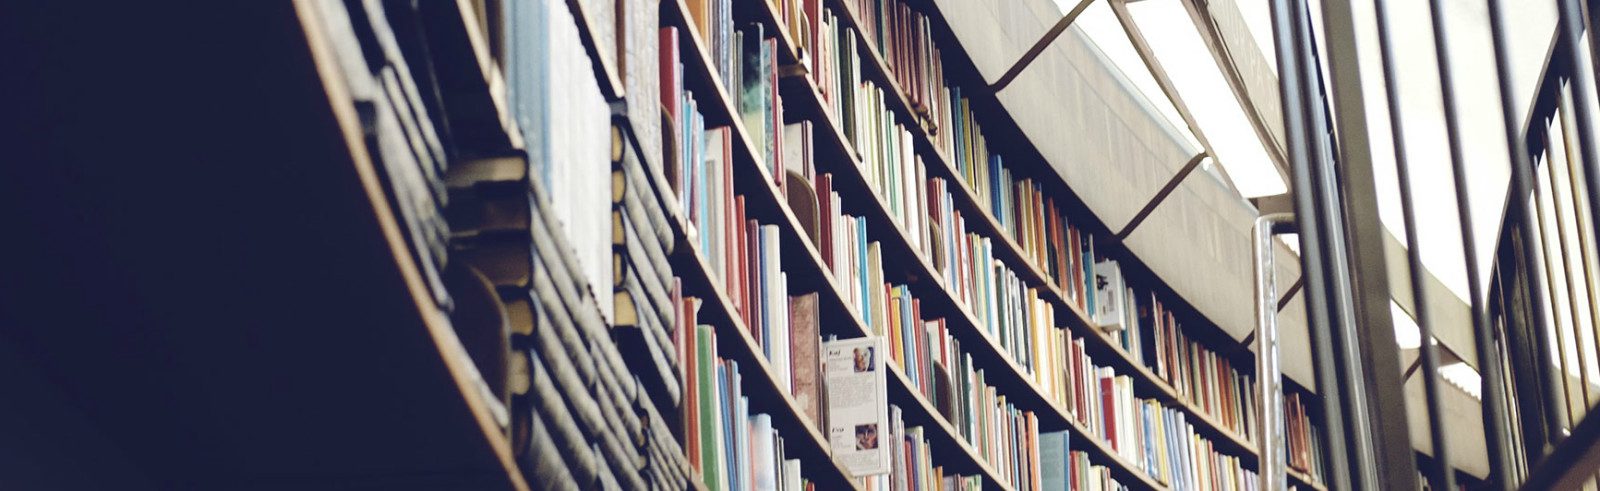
[855,424,879,450]
[853,347,875,372]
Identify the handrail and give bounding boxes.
[1253,213,1296,491]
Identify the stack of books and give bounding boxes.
[309,0,454,312]
[614,119,687,417]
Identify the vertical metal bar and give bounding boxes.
[1264,0,1354,486]
[1533,128,1581,465]
[1487,0,1571,452]
[1556,86,1600,418]
[1370,0,1455,485]
[1541,134,1592,423]
[1556,0,1600,283]
[1356,0,1516,486]
[1306,0,1422,484]
[1494,267,1532,484]
[1255,214,1295,491]
[1507,218,1564,464]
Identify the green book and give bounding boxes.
[697,324,721,491]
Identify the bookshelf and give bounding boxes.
[661,0,1331,488]
[5,0,1326,489]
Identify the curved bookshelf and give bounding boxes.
[816,2,1328,489]
[775,42,1166,488]
[662,0,1327,489]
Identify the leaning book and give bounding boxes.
[822,336,890,477]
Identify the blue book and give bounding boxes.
[990,155,1005,222]
[857,217,870,324]
[1084,235,1097,315]
[757,225,771,354]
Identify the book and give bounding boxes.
[506,0,614,321]
[823,336,890,476]
[789,292,824,426]
[619,0,662,176]
[683,308,828,491]
[786,170,822,249]
[1093,259,1127,332]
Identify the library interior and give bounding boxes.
[9,0,1600,489]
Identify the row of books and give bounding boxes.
[1059,337,1273,491]
[768,0,822,70]
[684,321,821,491]
[1147,296,1258,442]
[811,7,934,255]
[814,171,892,328]
[675,2,1329,489]
[929,176,1053,366]
[666,27,836,421]
[311,0,455,313]
[680,1,790,187]
[1040,430,1133,491]
[1284,392,1324,482]
[505,0,618,317]
[859,405,986,491]
[663,26,744,318]
[843,0,946,129]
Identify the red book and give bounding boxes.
[816,174,834,267]
[682,295,699,468]
[804,0,821,65]
[1101,373,1116,450]
[659,28,679,119]
[734,196,750,323]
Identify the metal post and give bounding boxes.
[1363,0,1456,485]
[1306,0,1423,483]
[1487,0,1571,452]
[1556,0,1600,255]
[1255,214,1296,491]
[1263,0,1354,487]
[1369,0,1521,486]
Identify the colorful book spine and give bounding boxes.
[683,321,820,491]
[817,172,887,328]
[1148,296,1258,443]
